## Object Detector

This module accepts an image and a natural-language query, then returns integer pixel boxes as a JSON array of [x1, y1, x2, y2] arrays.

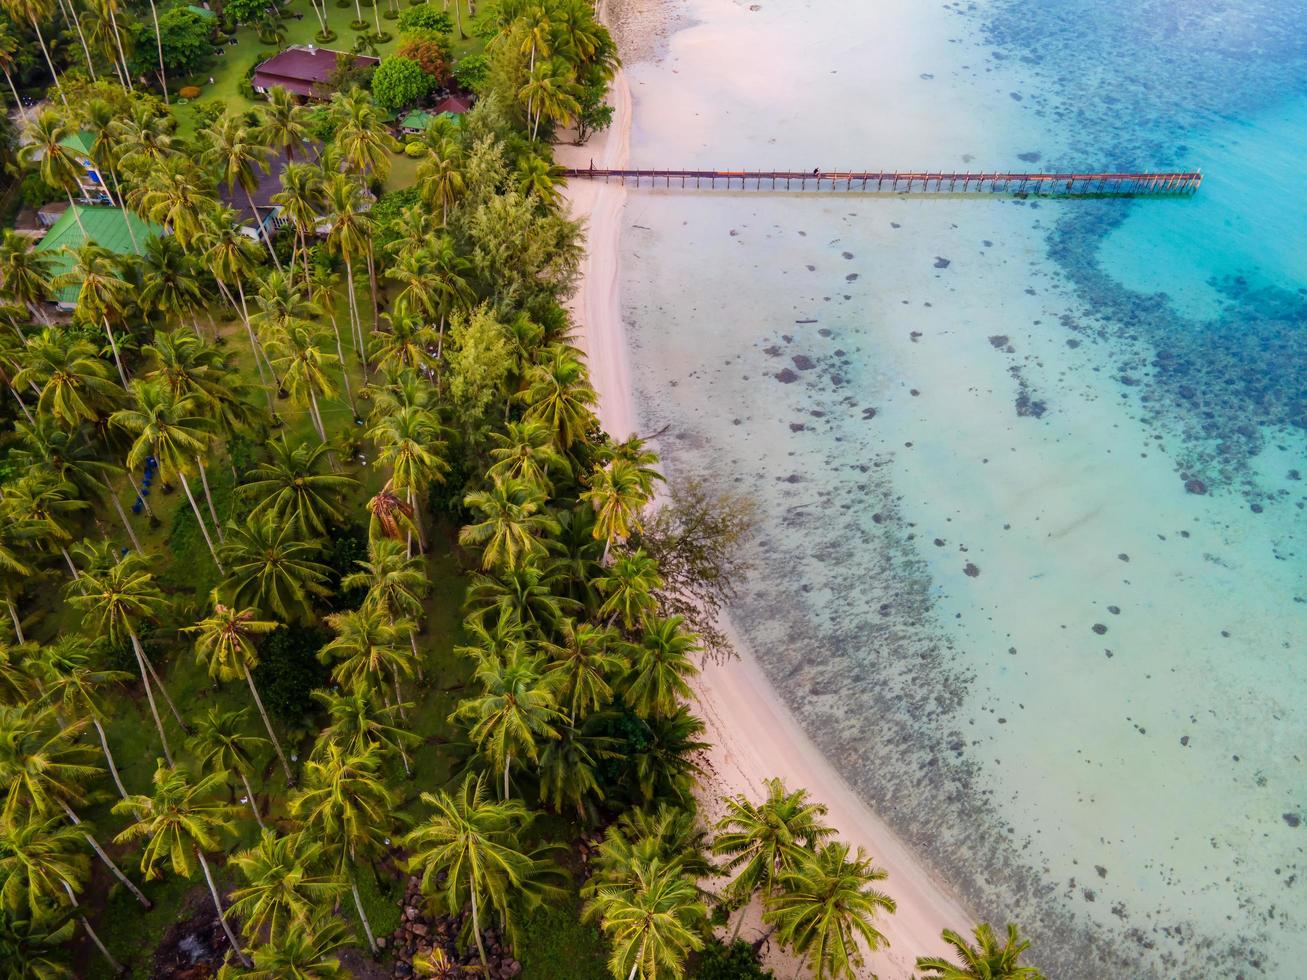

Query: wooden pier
[[561, 167, 1203, 195]]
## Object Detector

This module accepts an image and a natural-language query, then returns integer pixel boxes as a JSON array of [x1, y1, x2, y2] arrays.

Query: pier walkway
[[562, 167, 1203, 195]]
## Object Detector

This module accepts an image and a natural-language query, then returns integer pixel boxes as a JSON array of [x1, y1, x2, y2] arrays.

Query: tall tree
[[228, 830, 345, 943], [915, 923, 1045, 980], [1, 0, 65, 105], [187, 707, 271, 829], [53, 243, 133, 388], [583, 852, 705, 980], [368, 403, 448, 554], [113, 764, 251, 966], [203, 112, 281, 267], [459, 476, 560, 572], [216, 514, 331, 623], [238, 436, 356, 539]]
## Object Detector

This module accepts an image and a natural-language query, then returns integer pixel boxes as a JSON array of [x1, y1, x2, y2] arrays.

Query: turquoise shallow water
[[618, 0, 1307, 975]]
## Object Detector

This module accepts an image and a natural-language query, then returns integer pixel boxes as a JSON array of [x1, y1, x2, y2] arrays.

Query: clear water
[[618, 0, 1307, 975]]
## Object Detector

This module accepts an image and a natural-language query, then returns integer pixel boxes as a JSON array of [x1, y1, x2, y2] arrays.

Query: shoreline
[[558, 4, 974, 977]]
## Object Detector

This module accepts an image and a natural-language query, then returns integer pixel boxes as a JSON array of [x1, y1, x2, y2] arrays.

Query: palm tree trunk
[[146, 0, 169, 102], [7, 599, 24, 643], [179, 470, 224, 570], [101, 315, 130, 388], [195, 456, 225, 542], [93, 716, 130, 800], [343, 254, 364, 366], [135, 629, 191, 737], [408, 488, 428, 552], [197, 849, 251, 966], [237, 769, 266, 830], [31, 19, 68, 108], [105, 165, 138, 251], [454, 0, 465, 38], [103, 477, 143, 554], [352, 0, 364, 25], [62, 882, 126, 975], [61, 803, 152, 908], [349, 871, 378, 953], [470, 879, 489, 967], [503, 752, 511, 800], [2, 67, 28, 123], [59, 546, 79, 579], [63, 188, 87, 237], [365, 245, 379, 335], [58, 0, 98, 81], [244, 666, 294, 786], [324, 303, 357, 418], [792, 950, 808, 980], [244, 186, 283, 270], [230, 280, 278, 416], [370, 0, 382, 35], [126, 470, 154, 519], [106, 2, 134, 93], [127, 630, 174, 765]]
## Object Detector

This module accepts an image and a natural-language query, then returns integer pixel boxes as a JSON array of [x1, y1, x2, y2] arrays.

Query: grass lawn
[[172, 0, 494, 138]]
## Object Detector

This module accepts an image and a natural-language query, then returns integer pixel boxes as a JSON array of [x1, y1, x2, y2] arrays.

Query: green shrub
[[396, 5, 451, 33], [252, 624, 331, 722], [691, 941, 776, 980], [452, 52, 489, 92], [404, 140, 425, 158]]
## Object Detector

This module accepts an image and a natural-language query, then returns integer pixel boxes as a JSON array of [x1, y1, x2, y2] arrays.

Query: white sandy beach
[[557, 4, 973, 976]]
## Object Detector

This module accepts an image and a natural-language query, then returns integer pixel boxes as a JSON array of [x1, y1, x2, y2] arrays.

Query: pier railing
[[561, 167, 1203, 195]]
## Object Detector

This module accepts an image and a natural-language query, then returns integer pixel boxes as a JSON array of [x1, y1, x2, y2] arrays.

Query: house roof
[[59, 131, 94, 158], [217, 143, 321, 228], [186, 4, 217, 18], [400, 109, 433, 131], [433, 94, 473, 115], [252, 46, 380, 99], [34, 206, 160, 304]]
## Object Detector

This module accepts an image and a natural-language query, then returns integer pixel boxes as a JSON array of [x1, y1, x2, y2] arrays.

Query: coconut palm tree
[[0, 0, 65, 105], [110, 381, 223, 568], [423, 236, 474, 359], [0, 903, 75, 978], [629, 707, 708, 808], [217, 914, 351, 978], [313, 687, 416, 777], [287, 743, 397, 954], [459, 476, 560, 572], [329, 88, 394, 183], [256, 87, 311, 163], [369, 403, 448, 554], [365, 480, 418, 544], [915, 923, 1045, 980], [0, 231, 55, 322], [404, 773, 558, 970], [763, 842, 895, 980], [216, 514, 331, 623], [464, 564, 579, 638], [131, 156, 215, 249], [136, 235, 205, 329], [537, 721, 616, 822], [590, 804, 714, 888], [583, 853, 705, 980], [0, 22, 30, 122], [487, 420, 568, 492], [417, 138, 465, 226], [583, 459, 651, 562], [370, 312, 439, 380], [321, 171, 373, 364], [542, 619, 619, 720], [515, 152, 565, 208], [203, 112, 281, 267], [0, 814, 126, 974], [66, 552, 182, 765], [82, 0, 134, 92], [228, 830, 345, 943], [13, 330, 118, 429], [80, 98, 138, 241], [713, 778, 836, 940], [621, 616, 700, 720], [341, 537, 428, 662], [34, 638, 133, 799], [596, 549, 662, 631], [0, 705, 151, 908], [114, 763, 252, 966], [522, 344, 598, 450], [53, 243, 133, 388], [520, 59, 580, 142], [238, 436, 355, 539], [453, 648, 562, 800], [2, 472, 87, 580], [267, 323, 338, 450], [319, 605, 415, 712], [270, 162, 324, 284], [188, 707, 271, 829]]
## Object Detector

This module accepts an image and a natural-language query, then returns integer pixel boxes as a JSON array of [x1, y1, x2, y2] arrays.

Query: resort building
[[55, 132, 114, 204], [399, 96, 472, 135], [251, 45, 380, 100], [218, 145, 321, 241], [34, 205, 159, 312]]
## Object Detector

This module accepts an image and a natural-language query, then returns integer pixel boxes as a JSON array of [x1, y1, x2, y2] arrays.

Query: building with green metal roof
[[55, 131, 113, 204], [35, 206, 161, 310]]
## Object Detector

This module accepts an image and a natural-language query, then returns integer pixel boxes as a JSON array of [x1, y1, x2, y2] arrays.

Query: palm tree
[[82, 0, 134, 92], [198, 208, 274, 410], [66, 552, 182, 765], [583, 853, 705, 980], [465, 565, 579, 638], [287, 743, 397, 954], [0, 904, 75, 978], [2, 471, 87, 580], [622, 616, 700, 720], [365, 480, 418, 544], [0, 0, 65, 105], [459, 476, 560, 572], [0, 231, 55, 322], [329, 88, 394, 183], [915, 923, 1045, 980], [131, 156, 215, 249], [314, 687, 416, 777], [522, 344, 598, 449], [52, 243, 133, 388], [543, 619, 619, 719], [271, 162, 324, 284], [114, 763, 252, 966], [423, 236, 474, 358], [110, 381, 223, 567], [34, 638, 134, 799], [341, 537, 428, 661], [537, 721, 616, 822], [188, 707, 271, 829], [80, 98, 139, 243], [0, 705, 151, 908], [370, 312, 439, 379], [0, 22, 30, 122], [369, 403, 448, 554], [417, 138, 465, 226], [229, 830, 345, 943], [0, 815, 126, 974], [520, 59, 580, 141], [136, 235, 205, 329], [267, 323, 339, 450], [488, 420, 568, 492], [404, 773, 558, 969], [629, 708, 708, 808], [216, 514, 331, 623], [583, 459, 651, 562], [596, 550, 662, 630], [515, 153, 565, 208], [321, 171, 373, 364], [319, 605, 415, 712], [256, 87, 310, 163], [217, 914, 352, 978], [763, 842, 895, 980], [713, 778, 836, 939], [453, 648, 563, 799], [203, 112, 281, 267], [238, 436, 356, 538]]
